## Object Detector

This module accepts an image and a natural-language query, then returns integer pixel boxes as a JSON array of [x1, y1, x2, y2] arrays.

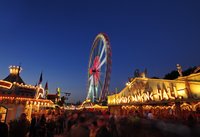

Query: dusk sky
[[0, 0, 200, 102]]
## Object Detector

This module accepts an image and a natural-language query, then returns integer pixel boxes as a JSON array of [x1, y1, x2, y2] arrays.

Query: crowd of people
[[0, 113, 8, 137], [0, 110, 66, 137], [0, 109, 200, 137]]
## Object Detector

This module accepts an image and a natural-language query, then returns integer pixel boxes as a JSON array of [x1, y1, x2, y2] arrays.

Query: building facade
[[108, 69, 200, 121], [0, 66, 54, 123]]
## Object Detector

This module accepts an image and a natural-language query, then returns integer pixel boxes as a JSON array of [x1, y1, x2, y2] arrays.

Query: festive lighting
[[108, 76, 200, 105], [0, 95, 54, 106], [0, 80, 13, 89]]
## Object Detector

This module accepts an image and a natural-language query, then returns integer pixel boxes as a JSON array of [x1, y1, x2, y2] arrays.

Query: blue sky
[[0, 0, 200, 102]]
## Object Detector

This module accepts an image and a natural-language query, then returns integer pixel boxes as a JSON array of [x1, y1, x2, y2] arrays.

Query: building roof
[[0, 66, 37, 98], [47, 94, 59, 99], [3, 74, 25, 84], [108, 72, 200, 106]]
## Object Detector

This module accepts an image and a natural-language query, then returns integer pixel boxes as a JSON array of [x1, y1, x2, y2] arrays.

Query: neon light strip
[[0, 80, 13, 89]]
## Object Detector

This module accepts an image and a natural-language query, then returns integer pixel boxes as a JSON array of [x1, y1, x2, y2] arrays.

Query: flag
[[16, 65, 21, 83], [45, 81, 48, 98], [57, 87, 61, 97], [17, 65, 21, 76], [38, 72, 43, 85], [45, 81, 48, 91]]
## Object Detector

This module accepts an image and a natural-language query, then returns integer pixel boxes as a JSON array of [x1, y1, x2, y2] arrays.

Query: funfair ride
[[86, 33, 112, 103]]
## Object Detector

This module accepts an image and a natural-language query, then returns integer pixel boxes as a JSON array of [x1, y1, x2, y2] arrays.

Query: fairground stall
[[0, 66, 54, 123], [76, 99, 108, 112], [108, 67, 200, 121]]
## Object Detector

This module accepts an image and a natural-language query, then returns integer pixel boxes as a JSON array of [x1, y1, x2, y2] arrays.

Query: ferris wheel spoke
[[87, 80, 92, 98], [97, 78, 103, 91], [99, 80, 103, 99], [99, 44, 105, 60], [92, 56, 95, 67], [96, 76, 104, 100], [89, 76, 94, 86], [98, 40, 102, 56], [94, 47, 97, 56], [88, 76, 95, 97], [92, 47, 97, 67], [97, 57, 106, 70], [89, 74, 93, 80]]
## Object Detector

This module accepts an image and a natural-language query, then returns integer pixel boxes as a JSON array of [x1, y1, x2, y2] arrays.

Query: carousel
[[0, 66, 54, 123]]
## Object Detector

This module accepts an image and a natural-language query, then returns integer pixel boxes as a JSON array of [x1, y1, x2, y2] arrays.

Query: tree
[[182, 66, 197, 76], [151, 76, 160, 79], [164, 70, 179, 80], [163, 66, 197, 80], [57, 96, 66, 106]]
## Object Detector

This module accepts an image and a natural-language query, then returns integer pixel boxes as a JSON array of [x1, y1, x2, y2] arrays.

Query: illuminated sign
[[108, 78, 200, 105], [0, 80, 13, 89]]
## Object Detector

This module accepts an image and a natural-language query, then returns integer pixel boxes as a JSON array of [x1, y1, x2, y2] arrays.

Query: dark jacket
[[96, 126, 111, 137], [0, 122, 8, 137]]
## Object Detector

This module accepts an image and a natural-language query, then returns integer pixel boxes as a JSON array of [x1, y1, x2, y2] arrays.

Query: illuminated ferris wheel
[[86, 33, 112, 103]]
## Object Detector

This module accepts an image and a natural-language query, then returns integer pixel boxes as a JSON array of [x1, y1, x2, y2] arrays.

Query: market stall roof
[[4, 73, 25, 84]]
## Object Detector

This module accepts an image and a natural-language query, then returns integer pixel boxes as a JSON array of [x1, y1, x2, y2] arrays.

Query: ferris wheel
[[86, 33, 112, 103]]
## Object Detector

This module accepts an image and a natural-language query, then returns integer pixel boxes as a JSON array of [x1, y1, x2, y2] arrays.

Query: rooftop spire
[[4, 65, 25, 84], [9, 65, 22, 75]]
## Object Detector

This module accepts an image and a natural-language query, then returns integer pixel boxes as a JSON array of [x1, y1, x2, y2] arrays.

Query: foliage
[[151, 76, 160, 79], [57, 96, 66, 106], [182, 66, 197, 76], [163, 66, 197, 80], [163, 70, 179, 80]]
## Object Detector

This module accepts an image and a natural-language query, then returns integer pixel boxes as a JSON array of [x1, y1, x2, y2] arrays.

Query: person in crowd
[[38, 114, 46, 137], [0, 114, 8, 137], [96, 116, 111, 137], [58, 114, 65, 134], [55, 114, 60, 134], [147, 110, 154, 120], [67, 112, 78, 132], [89, 120, 98, 137], [69, 116, 90, 137], [46, 117, 55, 137], [108, 115, 119, 137], [187, 113, 195, 127], [29, 114, 37, 137], [18, 113, 31, 137]]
